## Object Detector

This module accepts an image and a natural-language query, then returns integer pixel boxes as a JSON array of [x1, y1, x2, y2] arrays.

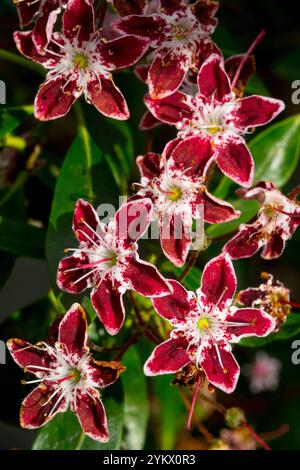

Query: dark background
[[0, 0, 299, 450]]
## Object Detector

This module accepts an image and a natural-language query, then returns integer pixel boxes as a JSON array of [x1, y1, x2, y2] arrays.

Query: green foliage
[[122, 346, 150, 450], [0, 106, 33, 139]]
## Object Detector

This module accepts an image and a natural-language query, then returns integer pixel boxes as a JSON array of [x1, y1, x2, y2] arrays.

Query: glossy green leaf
[[33, 382, 124, 450], [239, 313, 300, 348], [0, 105, 33, 139], [0, 215, 46, 258], [46, 125, 118, 300], [251, 114, 300, 186], [122, 346, 149, 450], [153, 376, 185, 450]]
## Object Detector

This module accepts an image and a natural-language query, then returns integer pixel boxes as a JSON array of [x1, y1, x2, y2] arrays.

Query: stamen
[[72, 267, 99, 285], [63, 258, 112, 273]]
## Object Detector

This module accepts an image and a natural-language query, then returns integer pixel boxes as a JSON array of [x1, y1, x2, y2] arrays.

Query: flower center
[[167, 186, 183, 201], [72, 53, 89, 70], [70, 367, 82, 384], [197, 317, 210, 331], [207, 126, 220, 135]]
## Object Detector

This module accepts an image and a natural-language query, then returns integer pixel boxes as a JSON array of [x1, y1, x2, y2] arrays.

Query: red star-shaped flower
[[14, 0, 67, 52], [7, 303, 125, 442], [113, 0, 219, 99], [144, 53, 285, 187], [14, 0, 150, 121], [144, 253, 275, 393], [57, 198, 171, 335], [135, 136, 240, 266], [224, 182, 300, 259]]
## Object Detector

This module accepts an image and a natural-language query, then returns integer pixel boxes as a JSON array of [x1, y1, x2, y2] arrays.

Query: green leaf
[[0, 105, 33, 139], [160, 260, 202, 291], [33, 382, 124, 450], [152, 376, 185, 450], [82, 104, 134, 195], [122, 346, 149, 450], [240, 313, 300, 348], [0, 215, 46, 258], [251, 114, 300, 187], [46, 126, 118, 299]]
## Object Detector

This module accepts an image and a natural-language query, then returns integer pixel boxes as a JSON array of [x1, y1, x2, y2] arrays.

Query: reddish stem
[[186, 374, 202, 431], [178, 250, 199, 283], [243, 423, 272, 451], [288, 186, 300, 200], [281, 299, 300, 310], [231, 29, 266, 91], [114, 332, 140, 361]]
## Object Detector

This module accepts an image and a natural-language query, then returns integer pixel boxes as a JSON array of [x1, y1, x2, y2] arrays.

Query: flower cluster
[[8, 0, 299, 445]]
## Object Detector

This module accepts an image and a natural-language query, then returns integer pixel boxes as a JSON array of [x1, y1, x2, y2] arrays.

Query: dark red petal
[[73, 199, 102, 244], [32, 2, 61, 52], [20, 385, 68, 429], [225, 308, 275, 341], [224, 223, 261, 259], [199, 253, 236, 309], [215, 133, 254, 187], [200, 341, 240, 394], [16, 2, 39, 27], [159, 0, 185, 15], [58, 303, 88, 355], [63, 0, 95, 43], [139, 111, 162, 130], [113, 14, 166, 44], [152, 280, 194, 324], [197, 53, 231, 102], [225, 54, 255, 92], [148, 50, 190, 99], [134, 64, 150, 82], [237, 288, 262, 307], [144, 336, 191, 376], [91, 279, 125, 336], [261, 232, 286, 260], [124, 257, 171, 297], [100, 35, 149, 70], [7, 339, 52, 371], [86, 76, 129, 120], [112, 0, 147, 16], [200, 190, 240, 224], [14, 31, 59, 67], [115, 198, 152, 244], [168, 135, 213, 178], [136, 152, 161, 180], [34, 76, 78, 121], [57, 254, 90, 294], [88, 360, 126, 388], [192, 0, 219, 32], [144, 92, 190, 125], [160, 213, 191, 267], [75, 391, 109, 442], [234, 95, 285, 129]]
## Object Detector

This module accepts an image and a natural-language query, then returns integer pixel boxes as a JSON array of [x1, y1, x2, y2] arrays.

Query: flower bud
[[225, 407, 246, 429]]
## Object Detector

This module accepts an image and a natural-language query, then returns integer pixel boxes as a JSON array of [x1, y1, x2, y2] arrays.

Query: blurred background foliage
[[0, 0, 300, 450]]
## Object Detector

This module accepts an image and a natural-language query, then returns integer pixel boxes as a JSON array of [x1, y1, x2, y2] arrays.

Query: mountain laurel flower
[[13, 0, 150, 121], [224, 182, 300, 260], [243, 351, 281, 394], [145, 53, 285, 187], [113, 0, 219, 99], [57, 198, 171, 335], [14, 0, 67, 52], [7, 303, 126, 442], [144, 253, 275, 393], [237, 272, 291, 330], [135, 135, 240, 266]]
